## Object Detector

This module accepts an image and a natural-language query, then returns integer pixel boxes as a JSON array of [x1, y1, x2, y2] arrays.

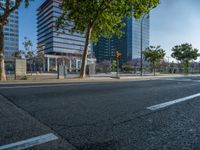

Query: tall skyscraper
[[93, 16, 150, 64], [0, 0, 19, 61], [37, 0, 94, 72]]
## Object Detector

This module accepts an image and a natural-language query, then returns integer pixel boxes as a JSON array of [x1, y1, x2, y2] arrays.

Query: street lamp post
[[140, 14, 147, 76]]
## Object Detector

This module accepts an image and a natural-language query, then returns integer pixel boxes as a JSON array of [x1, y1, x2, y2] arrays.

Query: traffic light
[[115, 51, 121, 60]]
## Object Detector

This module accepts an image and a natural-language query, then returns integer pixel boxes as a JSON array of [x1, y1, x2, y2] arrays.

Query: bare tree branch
[[0, 3, 6, 11], [1, 0, 22, 25], [10, 0, 22, 13]]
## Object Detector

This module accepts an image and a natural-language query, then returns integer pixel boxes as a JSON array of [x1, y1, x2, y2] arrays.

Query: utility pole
[[115, 51, 121, 78], [140, 14, 148, 76]]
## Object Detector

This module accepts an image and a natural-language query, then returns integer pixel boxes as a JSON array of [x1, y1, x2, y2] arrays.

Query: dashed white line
[[0, 133, 58, 150], [147, 93, 200, 111]]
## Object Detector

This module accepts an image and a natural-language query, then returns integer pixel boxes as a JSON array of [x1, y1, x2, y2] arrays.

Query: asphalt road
[[1, 76, 200, 149]]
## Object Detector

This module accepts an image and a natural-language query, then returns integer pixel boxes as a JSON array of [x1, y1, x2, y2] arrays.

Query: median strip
[[0, 133, 58, 150], [147, 93, 200, 111]]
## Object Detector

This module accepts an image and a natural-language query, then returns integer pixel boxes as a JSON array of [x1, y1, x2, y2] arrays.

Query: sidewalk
[[0, 73, 195, 85]]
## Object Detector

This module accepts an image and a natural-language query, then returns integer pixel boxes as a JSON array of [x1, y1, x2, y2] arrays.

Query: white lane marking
[[164, 78, 200, 83], [0, 133, 58, 150], [147, 93, 200, 111], [0, 83, 92, 89]]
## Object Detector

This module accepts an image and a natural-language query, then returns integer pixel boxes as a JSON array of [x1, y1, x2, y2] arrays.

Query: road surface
[[1, 76, 200, 149]]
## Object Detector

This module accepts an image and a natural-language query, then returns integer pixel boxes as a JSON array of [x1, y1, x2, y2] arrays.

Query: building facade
[[93, 16, 150, 64], [0, 0, 19, 61], [37, 0, 94, 72]]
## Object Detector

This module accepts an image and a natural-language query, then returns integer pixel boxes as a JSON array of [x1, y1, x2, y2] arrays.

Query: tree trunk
[[153, 62, 156, 76], [80, 24, 93, 78], [186, 61, 189, 74], [30, 61, 32, 76], [0, 25, 6, 81]]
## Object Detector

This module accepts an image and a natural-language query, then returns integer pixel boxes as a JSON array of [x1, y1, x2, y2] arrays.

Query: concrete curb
[[0, 74, 195, 85]]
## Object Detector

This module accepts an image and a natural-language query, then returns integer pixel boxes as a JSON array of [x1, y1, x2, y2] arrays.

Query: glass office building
[[0, 0, 19, 61], [37, 0, 94, 72], [94, 16, 149, 64]]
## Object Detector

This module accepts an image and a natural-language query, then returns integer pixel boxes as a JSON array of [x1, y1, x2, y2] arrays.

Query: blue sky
[[150, 0, 200, 57], [19, 0, 200, 58], [18, 0, 44, 50]]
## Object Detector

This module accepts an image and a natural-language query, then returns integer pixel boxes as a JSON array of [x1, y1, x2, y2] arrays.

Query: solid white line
[[0, 83, 92, 89], [147, 93, 200, 111], [0, 133, 58, 150], [164, 78, 200, 83]]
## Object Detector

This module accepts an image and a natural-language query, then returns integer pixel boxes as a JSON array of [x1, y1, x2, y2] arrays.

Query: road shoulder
[[0, 94, 76, 150]]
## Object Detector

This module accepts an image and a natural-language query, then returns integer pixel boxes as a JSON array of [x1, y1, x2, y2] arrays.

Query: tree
[[36, 51, 45, 72], [96, 60, 111, 73], [12, 50, 25, 59], [143, 46, 165, 76], [122, 64, 133, 73], [111, 60, 117, 72], [23, 37, 33, 51], [0, 0, 33, 81], [171, 43, 199, 74], [37, 44, 46, 72], [56, 0, 159, 78], [23, 37, 35, 74], [122, 61, 134, 73], [159, 60, 168, 73]]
